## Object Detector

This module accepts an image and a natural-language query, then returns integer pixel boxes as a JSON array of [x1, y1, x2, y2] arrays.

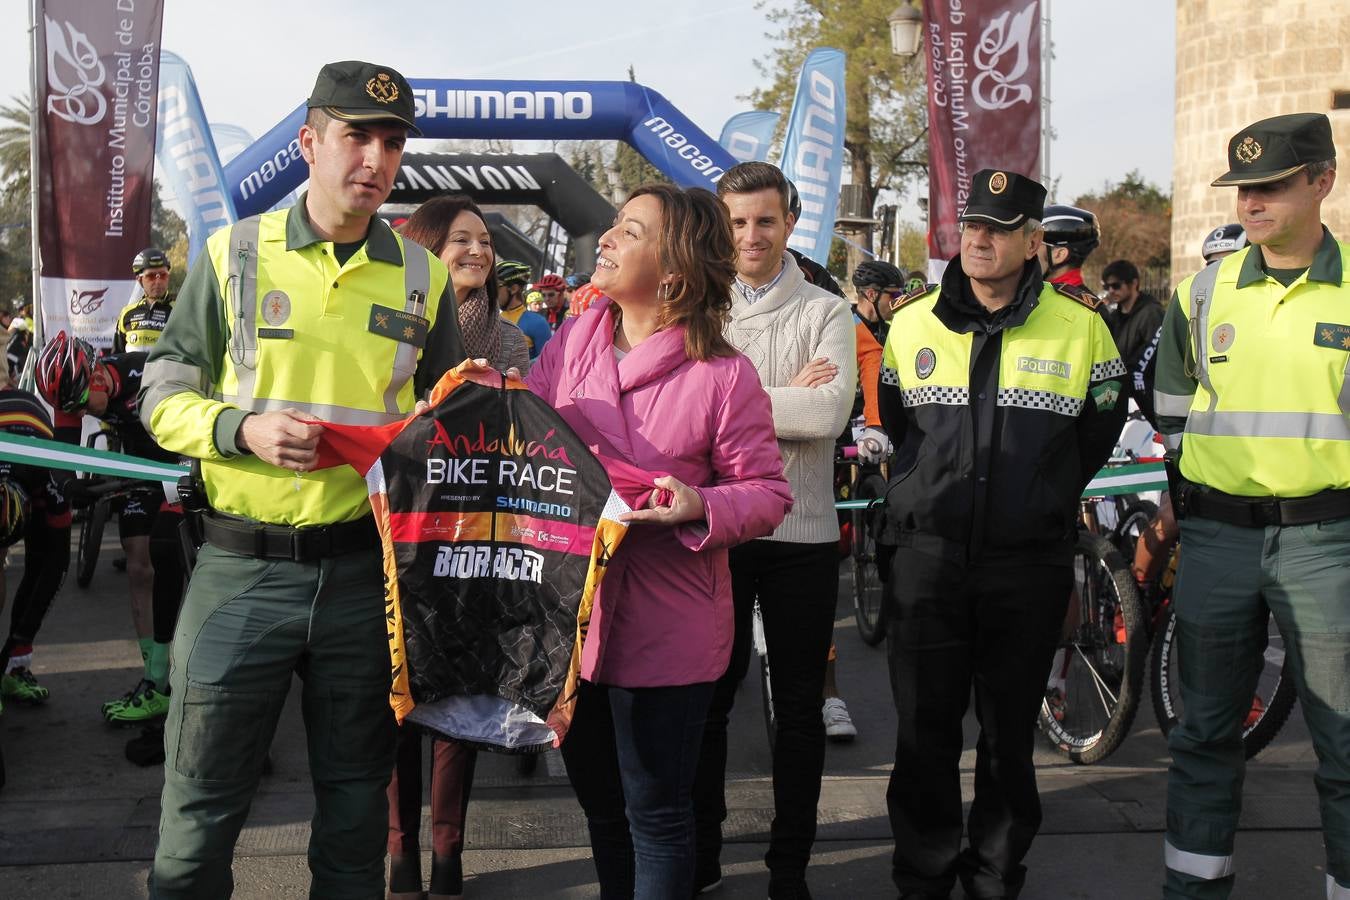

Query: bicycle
[[749, 597, 778, 756], [71, 475, 143, 588], [834, 445, 892, 646], [1149, 547, 1298, 760], [1037, 523, 1147, 764]]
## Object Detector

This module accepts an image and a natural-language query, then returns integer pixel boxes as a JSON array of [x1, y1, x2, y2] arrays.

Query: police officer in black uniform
[[878, 170, 1126, 900]]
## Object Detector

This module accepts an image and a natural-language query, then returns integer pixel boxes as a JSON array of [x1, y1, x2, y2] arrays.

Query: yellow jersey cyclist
[[113, 247, 174, 354]]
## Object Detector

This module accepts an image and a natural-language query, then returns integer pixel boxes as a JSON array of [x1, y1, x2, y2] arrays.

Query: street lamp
[[888, 4, 923, 59]]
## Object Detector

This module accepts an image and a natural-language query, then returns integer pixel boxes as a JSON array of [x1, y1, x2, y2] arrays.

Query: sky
[[4, 0, 1175, 206]]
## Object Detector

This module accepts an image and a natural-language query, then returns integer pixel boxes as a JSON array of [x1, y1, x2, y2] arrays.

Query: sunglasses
[[140, 271, 170, 280], [1102, 281, 1124, 290]]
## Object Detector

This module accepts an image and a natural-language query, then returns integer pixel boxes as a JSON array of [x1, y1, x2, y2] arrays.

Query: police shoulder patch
[[889, 283, 935, 313], [1053, 282, 1102, 309]]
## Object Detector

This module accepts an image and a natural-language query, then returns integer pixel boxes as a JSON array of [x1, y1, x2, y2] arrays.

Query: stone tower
[[1172, 0, 1349, 285]]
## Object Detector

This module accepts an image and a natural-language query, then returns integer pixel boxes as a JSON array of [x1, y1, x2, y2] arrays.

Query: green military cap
[[1211, 112, 1335, 187], [959, 169, 1048, 229], [307, 60, 421, 136]]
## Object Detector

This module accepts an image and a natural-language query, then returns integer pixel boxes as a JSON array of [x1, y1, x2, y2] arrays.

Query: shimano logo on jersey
[[433, 544, 544, 584], [496, 496, 573, 518], [1015, 356, 1072, 379], [414, 88, 592, 121]]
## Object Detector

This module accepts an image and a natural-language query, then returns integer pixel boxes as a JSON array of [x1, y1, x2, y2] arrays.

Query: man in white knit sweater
[[691, 162, 856, 900]]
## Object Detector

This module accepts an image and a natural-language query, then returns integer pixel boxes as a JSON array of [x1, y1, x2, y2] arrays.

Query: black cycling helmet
[[131, 247, 170, 275], [851, 259, 905, 290], [495, 259, 532, 287], [1040, 205, 1101, 259], [0, 480, 27, 548], [35, 330, 95, 412], [1201, 223, 1247, 263]]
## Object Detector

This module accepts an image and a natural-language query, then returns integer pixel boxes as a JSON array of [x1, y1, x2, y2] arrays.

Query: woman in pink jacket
[[527, 183, 792, 899]]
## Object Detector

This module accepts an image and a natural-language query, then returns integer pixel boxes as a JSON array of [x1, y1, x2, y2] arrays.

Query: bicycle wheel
[[1038, 531, 1147, 764], [851, 473, 890, 646], [1150, 606, 1297, 760], [76, 498, 109, 588], [753, 602, 777, 755], [1113, 499, 1158, 561]]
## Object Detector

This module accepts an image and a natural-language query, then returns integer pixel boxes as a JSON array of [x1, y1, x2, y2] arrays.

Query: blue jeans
[[561, 679, 714, 900]]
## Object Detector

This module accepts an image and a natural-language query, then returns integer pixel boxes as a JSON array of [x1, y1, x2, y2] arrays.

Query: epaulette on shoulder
[[1053, 282, 1102, 309], [889, 283, 935, 314]]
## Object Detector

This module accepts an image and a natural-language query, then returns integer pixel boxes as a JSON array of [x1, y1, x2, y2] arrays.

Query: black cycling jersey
[[52, 351, 176, 464]]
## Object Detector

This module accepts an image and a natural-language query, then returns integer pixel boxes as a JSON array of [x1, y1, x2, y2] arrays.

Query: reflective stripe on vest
[[1187, 409, 1350, 442], [223, 218, 433, 421], [226, 217, 262, 403], [1186, 262, 1222, 413], [1164, 840, 1233, 881], [383, 245, 430, 416], [1330, 874, 1350, 899]]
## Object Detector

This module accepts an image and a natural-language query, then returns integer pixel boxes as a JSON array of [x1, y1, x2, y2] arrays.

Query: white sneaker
[[822, 697, 857, 742]]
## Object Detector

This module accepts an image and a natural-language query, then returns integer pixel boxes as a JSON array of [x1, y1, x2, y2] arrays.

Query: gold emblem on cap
[[989, 171, 1008, 194], [365, 73, 399, 105], [1235, 136, 1263, 165]]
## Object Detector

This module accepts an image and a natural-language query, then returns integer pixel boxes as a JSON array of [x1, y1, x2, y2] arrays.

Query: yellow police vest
[[1177, 244, 1350, 497], [195, 209, 447, 525], [884, 284, 1121, 419]]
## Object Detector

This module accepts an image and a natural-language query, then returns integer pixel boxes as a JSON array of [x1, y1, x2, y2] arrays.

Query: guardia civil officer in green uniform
[[139, 61, 465, 899], [1155, 113, 1350, 900], [878, 170, 1126, 900]]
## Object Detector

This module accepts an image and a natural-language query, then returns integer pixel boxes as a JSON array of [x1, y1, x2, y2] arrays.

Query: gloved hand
[[857, 426, 891, 464]]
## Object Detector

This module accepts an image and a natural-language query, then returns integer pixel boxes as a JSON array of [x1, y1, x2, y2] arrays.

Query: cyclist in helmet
[[851, 259, 906, 345], [1201, 223, 1246, 264], [1038, 204, 1100, 288], [115, 247, 175, 353], [496, 259, 553, 360], [35, 331, 186, 728], [0, 367, 71, 722], [533, 273, 568, 330]]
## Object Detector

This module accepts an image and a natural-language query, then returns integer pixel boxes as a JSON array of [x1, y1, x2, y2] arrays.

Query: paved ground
[[0, 532, 1331, 898]]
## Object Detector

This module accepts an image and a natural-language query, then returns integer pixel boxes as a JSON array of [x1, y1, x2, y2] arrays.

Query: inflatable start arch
[[225, 79, 739, 217]]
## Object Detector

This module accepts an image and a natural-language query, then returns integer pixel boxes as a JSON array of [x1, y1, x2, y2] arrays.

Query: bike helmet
[[565, 272, 591, 289], [787, 180, 802, 221], [534, 273, 566, 293], [0, 480, 27, 548], [1040, 205, 1101, 259], [35, 330, 95, 412], [131, 247, 170, 275], [495, 259, 532, 287], [851, 259, 906, 290], [1201, 223, 1246, 263]]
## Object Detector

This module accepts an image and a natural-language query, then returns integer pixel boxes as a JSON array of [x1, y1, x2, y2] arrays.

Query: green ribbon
[[833, 461, 1169, 509], [0, 433, 188, 483]]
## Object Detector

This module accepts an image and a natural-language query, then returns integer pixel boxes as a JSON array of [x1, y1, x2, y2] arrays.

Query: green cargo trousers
[[150, 544, 396, 900], [1164, 514, 1350, 899]]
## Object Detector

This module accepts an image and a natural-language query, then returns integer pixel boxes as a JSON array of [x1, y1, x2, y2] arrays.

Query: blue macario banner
[[155, 51, 235, 265], [718, 111, 780, 163], [779, 48, 847, 266], [225, 79, 738, 217]]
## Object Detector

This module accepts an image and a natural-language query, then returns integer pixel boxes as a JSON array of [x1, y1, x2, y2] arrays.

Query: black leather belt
[[202, 512, 379, 561], [1179, 484, 1350, 528]]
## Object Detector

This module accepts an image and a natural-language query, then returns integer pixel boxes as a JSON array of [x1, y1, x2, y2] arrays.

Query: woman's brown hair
[[626, 183, 737, 361], [399, 194, 498, 300]]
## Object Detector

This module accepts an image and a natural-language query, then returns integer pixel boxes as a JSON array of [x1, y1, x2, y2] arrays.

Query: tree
[[748, 0, 928, 253], [1073, 170, 1172, 292]]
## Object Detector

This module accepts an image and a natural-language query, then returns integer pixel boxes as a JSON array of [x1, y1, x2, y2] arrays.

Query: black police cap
[[307, 60, 420, 136], [1211, 112, 1335, 187], [959, 169, 1048, 229]]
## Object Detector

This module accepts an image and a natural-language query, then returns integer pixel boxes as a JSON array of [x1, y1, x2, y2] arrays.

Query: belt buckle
[[1256, 499, 1281, 527]]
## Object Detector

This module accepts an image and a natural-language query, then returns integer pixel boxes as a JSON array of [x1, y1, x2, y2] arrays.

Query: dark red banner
[[924, 0, 1042, 267], [34, 0, 165, 348]]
